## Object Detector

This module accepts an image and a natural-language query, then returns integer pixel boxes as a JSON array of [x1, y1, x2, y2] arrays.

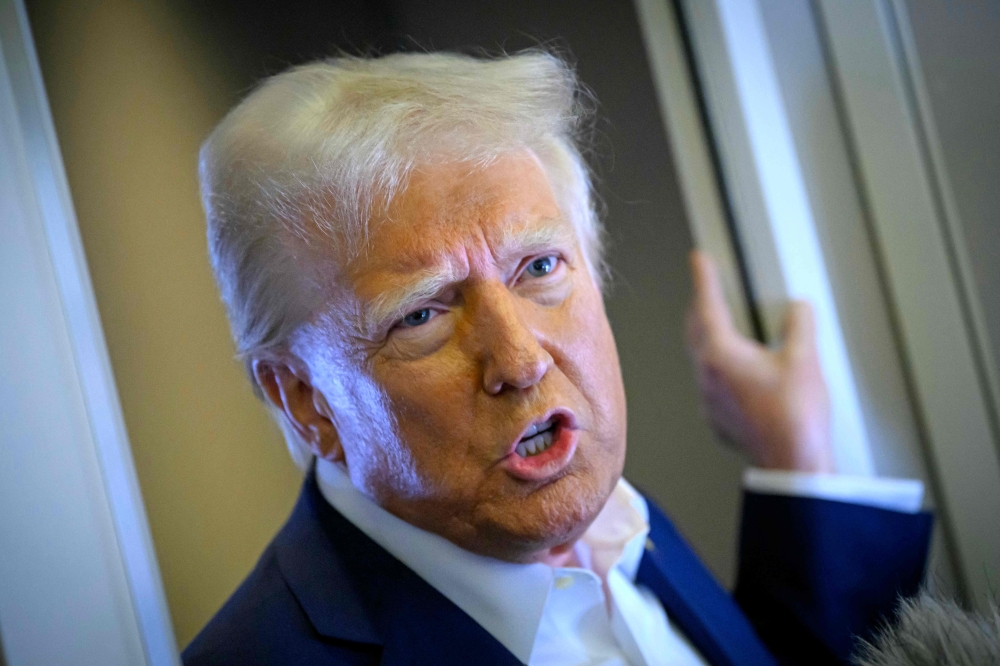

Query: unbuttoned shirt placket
[[527, 502, 706, 666], [531, 568, 627, 665], [316, 456, 924, 666], [316, 458, 710, 666], [527, 559, 707, 666]]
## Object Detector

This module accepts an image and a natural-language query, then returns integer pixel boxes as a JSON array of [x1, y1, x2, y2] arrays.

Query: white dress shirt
[[315, 458, 923, 666]]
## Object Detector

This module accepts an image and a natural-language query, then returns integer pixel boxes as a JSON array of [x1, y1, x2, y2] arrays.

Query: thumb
[[689, 250, 734, 339]]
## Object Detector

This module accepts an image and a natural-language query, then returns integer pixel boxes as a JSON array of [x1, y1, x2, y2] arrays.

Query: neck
[[537, 540, 580, 568]]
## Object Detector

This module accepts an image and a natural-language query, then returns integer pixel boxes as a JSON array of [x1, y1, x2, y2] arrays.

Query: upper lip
[[506, 408, 578, 456]]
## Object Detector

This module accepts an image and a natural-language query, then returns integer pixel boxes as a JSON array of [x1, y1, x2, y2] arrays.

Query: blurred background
[[23, 0, 739, 647], [2, 0, 998, 662]]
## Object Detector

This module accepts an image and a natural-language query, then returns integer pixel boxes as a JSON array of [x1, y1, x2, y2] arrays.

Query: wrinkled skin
[[258, 151, 627, 564], [255, 150, 833, 566]]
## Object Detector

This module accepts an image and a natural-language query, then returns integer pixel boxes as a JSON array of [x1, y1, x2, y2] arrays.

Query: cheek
[[319, 355, 427, 500], [380, 348, 475, 428], [559, 286, 627, 425], [372, 349, 482, 479]]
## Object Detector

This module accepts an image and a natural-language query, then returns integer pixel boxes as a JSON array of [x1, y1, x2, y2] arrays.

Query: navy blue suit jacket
[[184, 473, 932, 666]]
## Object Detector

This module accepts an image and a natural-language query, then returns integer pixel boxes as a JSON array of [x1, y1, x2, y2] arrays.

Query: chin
[[472, 469, 616, 562]]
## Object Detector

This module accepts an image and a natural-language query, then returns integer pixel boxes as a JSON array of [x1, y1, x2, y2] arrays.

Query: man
[[184, 51, 932, 666]]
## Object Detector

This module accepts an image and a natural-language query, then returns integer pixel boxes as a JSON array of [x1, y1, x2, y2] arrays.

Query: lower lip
[[503, 425, 578, 481]]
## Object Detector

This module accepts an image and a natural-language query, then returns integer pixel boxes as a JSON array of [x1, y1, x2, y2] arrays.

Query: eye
[[401, 308, 434, 327], [525, 255, 558, 278]]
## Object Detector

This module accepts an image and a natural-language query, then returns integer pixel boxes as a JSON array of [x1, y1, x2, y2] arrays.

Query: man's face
[[300, 151, 627, 562]]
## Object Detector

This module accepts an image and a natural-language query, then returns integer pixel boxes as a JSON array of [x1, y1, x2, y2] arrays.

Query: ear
[[252, 358, 344, 463]]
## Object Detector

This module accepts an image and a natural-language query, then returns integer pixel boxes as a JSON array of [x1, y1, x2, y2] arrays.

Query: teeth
[[516, 428, 557, 458], [520, 418, 556, 443]]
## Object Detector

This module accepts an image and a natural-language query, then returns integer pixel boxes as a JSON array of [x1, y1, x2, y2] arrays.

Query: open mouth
[[503, 410, 579, 481], [515, 417, 559, 458]]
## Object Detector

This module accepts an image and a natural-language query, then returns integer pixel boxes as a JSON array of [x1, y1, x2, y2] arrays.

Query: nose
[[470, 282, 554, 395]]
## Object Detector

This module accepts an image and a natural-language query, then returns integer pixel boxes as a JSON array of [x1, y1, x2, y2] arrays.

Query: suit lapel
[[637, 499, 776, 666], [367, 559, 525, 666], [274, 473, 523, 666], [275, 474, 774, 666]]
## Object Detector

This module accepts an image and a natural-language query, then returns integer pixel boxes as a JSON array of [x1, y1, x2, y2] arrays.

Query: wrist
[[761, 451, 835, 474], [755, 428, 835, 474]]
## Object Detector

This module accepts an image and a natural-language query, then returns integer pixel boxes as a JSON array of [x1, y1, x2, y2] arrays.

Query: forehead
[[348, 151, 570, 281]]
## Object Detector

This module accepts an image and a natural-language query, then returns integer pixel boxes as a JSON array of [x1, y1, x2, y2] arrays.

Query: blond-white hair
[[199, 50, 603, 468]]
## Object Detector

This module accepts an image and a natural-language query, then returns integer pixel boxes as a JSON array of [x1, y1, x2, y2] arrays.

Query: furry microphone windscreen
[[855, 592, 1000, 666]]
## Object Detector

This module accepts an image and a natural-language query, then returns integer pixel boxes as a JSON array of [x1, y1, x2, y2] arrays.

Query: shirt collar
[[315, 458, 650, 664], [580, 474, 650, 583]]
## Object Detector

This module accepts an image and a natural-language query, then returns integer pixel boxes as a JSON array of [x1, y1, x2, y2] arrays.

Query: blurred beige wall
[[26, 0, 303, 647]]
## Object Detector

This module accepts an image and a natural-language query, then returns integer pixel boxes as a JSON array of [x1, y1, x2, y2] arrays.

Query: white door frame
[[0, 0, 179, 663], [636, 0, 1000, 607], [632, 0, 757, 341], [817, 0, 1000, 608], [674, 0, 881, 478]]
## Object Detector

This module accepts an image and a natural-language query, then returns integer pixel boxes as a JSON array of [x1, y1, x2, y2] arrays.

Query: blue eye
[[401, 308, 433, 327], [526, 256, 557, 278]]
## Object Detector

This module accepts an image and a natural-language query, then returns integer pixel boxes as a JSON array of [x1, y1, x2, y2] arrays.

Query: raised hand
[[685, 250, 835, 473]]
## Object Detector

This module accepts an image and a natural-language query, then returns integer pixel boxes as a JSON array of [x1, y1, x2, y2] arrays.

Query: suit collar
[[273, 471, 523, 666], [637, 500, 776, 666], [314, 457, 550, 662], [273, 469, 774, 666], [272, 471, 381, 646]]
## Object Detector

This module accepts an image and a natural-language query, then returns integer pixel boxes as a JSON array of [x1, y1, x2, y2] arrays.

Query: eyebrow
[[361, 267, 461, 338], [496, 222, 576, 265], [358, 221, 575, 337]]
